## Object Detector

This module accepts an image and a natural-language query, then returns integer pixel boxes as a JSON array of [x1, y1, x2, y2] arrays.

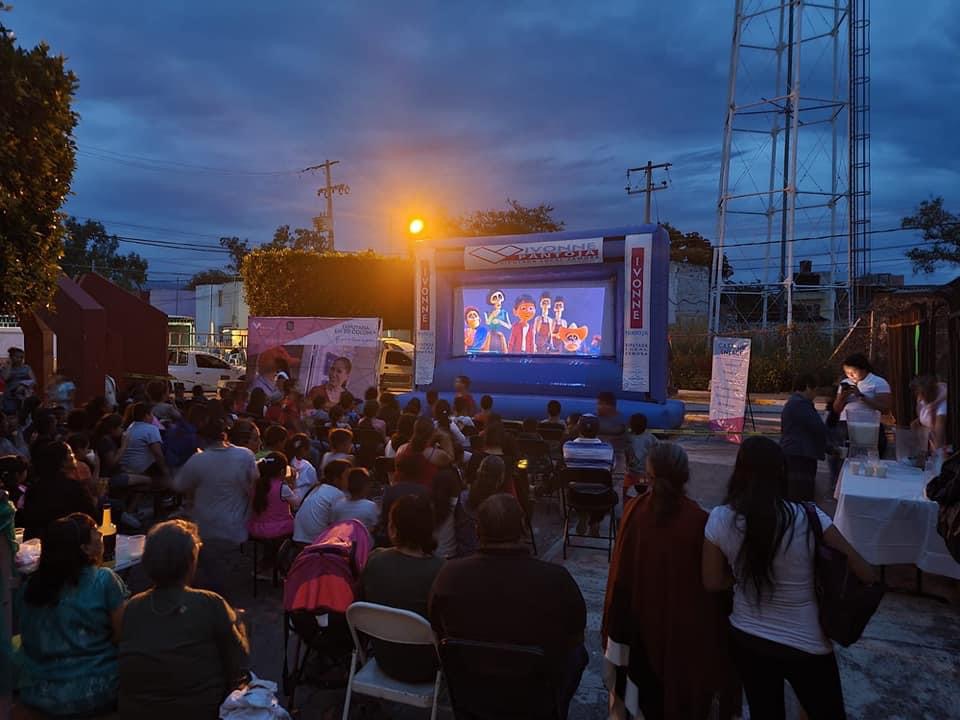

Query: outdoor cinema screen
[[455, 279, 615, 357]]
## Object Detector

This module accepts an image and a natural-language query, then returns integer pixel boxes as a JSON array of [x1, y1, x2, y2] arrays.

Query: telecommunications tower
[[710, 0, 871, 337]]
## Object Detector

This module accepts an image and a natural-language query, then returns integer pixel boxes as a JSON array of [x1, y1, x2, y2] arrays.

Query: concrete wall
[[195, 281, 249, 335], [149, 288, 196, 318], [668, 262, 710, 326]]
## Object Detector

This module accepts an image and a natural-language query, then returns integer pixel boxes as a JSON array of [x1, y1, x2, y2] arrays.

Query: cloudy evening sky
[[10, 1, 959, 285]]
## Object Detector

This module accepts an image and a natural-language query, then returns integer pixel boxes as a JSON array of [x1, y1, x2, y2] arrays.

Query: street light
[[408, 217, 425, 237]]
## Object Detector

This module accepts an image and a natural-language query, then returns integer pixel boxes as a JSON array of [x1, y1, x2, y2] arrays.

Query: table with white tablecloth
[[15, 534, 145, 575], [833, 459, 960, 580]]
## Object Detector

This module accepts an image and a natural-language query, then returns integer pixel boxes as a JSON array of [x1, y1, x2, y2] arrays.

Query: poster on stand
[[622, 233, 653, 392], [247, 316, 382, 403], [708, 337, 752, 443], [414, 246, 437, 385]]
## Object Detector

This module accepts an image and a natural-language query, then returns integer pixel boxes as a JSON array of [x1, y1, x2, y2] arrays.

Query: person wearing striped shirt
[[562, 414, 614, 471]]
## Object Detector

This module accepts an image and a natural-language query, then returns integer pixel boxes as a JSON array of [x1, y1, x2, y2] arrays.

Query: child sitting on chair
[[624, 413, 658, 500]]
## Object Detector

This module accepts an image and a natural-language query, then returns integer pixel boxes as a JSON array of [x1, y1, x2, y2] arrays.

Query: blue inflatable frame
[[402, 225, 684, 429]]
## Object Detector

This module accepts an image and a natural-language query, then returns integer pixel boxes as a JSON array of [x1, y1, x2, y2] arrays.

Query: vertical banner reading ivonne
[[414, 246, 436, 385], [708, 337, 752, 444], [622, 233, 653, 392]]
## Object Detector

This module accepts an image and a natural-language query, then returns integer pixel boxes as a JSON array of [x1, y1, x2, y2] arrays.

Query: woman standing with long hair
[[603, 443, 733, 720], [702, 437, 876, 719]]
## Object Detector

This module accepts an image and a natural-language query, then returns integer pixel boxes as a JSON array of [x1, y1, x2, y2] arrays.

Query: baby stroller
[[282, 519, 372, 710]]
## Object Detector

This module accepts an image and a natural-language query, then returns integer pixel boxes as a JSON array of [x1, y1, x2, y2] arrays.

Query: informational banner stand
[[708, 337, 752, 444], [414, 246, 436, 386], [247, 316, 382, 401]]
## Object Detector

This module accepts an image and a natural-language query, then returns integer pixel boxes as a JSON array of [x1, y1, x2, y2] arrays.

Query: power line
[[70, 215, 224, 241], [77, 145, 315, 177]]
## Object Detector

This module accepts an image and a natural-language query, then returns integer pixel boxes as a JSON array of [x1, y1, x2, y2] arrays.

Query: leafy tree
[[903, 197, 960, 273], [662, 222, 733, 279], [269, 216, 330, 252], [242, 248, 412, 328], [184, 268, 234, 290], [443, 198, 564, 237], [61, 217, 148, 290], [0, 4, 78, 313], [219, 236, 251, 274]]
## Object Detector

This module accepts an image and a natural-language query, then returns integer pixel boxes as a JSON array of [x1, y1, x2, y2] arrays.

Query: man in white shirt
[[833, 353, 892, 422], [293, 459, 352, 545]]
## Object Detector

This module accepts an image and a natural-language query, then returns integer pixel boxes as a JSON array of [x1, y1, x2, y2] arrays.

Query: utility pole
[[305, 160, 350, 251], [626, 161, 672, 223]]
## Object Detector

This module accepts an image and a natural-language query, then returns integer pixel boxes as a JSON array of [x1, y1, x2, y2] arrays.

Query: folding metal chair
[[342, 602, 442, 720], [439, 638, 559, 719], [559, 467, 618, 562]]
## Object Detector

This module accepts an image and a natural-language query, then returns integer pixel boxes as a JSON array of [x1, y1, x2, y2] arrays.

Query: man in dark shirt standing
[[429, 494, 588, 719], [780, 373, 827, 501]]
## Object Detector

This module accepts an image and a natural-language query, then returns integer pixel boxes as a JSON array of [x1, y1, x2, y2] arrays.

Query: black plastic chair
[[517, 438, 557, 491], [502, 419, 524, 434], [537, 422, 566, 444], [439, 638, 559, 720], [559, 467, 618, 562], [370, 455, 395, 501], [355, 427, 385, 469]]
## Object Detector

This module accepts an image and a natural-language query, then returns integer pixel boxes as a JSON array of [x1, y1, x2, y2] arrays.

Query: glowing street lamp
[[408, 217, 425, 237]]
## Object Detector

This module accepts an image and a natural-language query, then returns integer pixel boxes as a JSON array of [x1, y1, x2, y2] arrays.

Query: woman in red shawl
[[602, 442, 737, 720]]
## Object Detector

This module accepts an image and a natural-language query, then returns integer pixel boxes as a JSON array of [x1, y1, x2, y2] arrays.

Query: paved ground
[[152, 399, 959, 720]]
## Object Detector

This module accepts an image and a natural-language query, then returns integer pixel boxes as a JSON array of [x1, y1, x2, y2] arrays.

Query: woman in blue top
[[19, 513, 128, 716]]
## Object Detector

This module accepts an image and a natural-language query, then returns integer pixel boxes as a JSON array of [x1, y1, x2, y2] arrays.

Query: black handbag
[[803, 503, 885, 647]]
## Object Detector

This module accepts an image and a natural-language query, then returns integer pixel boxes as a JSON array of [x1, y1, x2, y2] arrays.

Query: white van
[[168, 350, 245, 392], [379, 339, 414, 391]]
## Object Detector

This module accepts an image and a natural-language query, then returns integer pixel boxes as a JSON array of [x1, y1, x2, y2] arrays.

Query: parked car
[[168, 350, 245, 392], [379, 339, 414, 392]]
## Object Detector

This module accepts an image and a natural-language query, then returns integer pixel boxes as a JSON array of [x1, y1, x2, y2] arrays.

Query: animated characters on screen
[[507, 294, 537, 353], [462, 287, 602, 356], [484, 289, 511, 352], [464, 307, 491, 353], [533, 292, 555, 352]]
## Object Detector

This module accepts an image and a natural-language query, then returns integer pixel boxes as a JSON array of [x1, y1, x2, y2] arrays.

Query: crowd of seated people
[[3, 368, 628, 718]]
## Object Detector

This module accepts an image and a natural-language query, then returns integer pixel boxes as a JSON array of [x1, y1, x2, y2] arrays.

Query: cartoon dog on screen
[[507, 294, 538, 354], [559, 323, 589, 354]]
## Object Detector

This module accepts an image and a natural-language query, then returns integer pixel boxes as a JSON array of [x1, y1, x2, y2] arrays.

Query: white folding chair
[[342, 601, 442, 720]]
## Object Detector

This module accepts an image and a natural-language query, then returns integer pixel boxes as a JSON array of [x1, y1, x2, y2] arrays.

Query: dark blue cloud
[[9, 0, 959, 284]]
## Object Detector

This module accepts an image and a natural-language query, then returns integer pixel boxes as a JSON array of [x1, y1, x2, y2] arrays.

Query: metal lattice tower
[[710, 0, 871, 338]]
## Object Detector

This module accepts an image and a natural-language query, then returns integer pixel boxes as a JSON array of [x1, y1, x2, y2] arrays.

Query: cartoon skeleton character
[[485, 289, 511, 353], [532, 292, 555, 353]]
